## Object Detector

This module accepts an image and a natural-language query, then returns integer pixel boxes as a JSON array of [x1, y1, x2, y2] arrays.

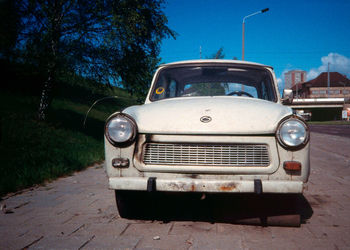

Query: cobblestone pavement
[[1, 131, 350, 249]]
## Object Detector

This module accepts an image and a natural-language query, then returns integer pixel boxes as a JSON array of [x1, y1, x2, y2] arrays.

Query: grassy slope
[[0, 81, 137, 196]]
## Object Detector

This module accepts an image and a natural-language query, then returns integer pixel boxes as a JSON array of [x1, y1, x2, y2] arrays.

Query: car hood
[[123, 97, 292, 135]]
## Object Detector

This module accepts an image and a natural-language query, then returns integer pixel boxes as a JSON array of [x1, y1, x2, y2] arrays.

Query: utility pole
[[200, 46, 202, 59], [327, 62, 330, 97], [296, 83, 298, 99]]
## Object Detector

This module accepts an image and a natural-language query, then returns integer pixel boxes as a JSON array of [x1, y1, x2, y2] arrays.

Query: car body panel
[[123, 97, 292, 135], [104, 60, 310, 195], [108, 177, 304, 193]]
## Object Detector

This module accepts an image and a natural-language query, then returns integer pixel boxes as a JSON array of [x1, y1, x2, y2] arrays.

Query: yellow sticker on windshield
[[155, 87, 165, 94]]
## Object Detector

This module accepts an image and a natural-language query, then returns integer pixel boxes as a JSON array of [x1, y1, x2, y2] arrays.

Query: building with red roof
[[292, 72, 350, 98]]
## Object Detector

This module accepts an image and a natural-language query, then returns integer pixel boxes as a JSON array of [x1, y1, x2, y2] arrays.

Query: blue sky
[[159, 0, 350, 89]]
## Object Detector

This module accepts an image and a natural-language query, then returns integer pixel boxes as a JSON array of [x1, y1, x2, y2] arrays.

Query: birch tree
[[12, 0, 175, 120]]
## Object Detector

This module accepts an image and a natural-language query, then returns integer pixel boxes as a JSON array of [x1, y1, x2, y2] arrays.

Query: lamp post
[[242, 8, 269, 61]]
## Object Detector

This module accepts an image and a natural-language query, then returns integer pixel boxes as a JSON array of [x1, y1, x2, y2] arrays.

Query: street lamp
[[242, 8, 269, 61]]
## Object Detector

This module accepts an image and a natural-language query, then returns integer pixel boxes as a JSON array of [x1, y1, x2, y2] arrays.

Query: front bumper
[[109, 177, 304, 193]]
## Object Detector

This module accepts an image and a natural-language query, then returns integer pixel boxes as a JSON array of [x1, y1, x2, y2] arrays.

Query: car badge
[[200, 116, 212, 123]]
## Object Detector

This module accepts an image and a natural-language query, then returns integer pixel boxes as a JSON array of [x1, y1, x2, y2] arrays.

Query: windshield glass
[[150, 65, 277, 102]]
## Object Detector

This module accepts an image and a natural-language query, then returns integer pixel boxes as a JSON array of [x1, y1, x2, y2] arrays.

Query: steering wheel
[[227, 91, 253, 97]]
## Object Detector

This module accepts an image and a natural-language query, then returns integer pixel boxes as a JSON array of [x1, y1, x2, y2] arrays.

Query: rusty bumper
[[109, 177, 304, 193]]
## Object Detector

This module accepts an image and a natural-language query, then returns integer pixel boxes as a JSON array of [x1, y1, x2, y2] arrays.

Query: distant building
[[284, 70, 307, 90], [291, 72, 350, 98]]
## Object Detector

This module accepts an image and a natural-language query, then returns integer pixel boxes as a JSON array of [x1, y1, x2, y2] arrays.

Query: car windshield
[[150, 65, 277, 102]]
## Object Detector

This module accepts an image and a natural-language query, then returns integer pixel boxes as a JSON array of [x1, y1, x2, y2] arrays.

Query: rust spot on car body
[[134, 135, 147, 163], [219, 183, 236, 191], [191, 184, 195, 191], [169, 182, 186, 191]]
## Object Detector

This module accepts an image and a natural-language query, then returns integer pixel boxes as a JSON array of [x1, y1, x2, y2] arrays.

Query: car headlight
[[105, 113, 137, 147], [276, 117, 309, 149]]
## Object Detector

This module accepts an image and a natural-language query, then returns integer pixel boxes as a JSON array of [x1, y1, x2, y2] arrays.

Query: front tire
[[115, 190, 157, 219], [115, 190, 139, 218]]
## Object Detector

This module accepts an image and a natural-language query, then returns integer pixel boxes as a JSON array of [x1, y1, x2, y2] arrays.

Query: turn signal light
[[112, 158, 129, 168], [283, 161, 301, 171]]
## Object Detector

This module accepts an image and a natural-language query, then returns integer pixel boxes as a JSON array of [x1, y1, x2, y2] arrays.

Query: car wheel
[[115, 190, 139, 219], [115, 190, 158, 219]]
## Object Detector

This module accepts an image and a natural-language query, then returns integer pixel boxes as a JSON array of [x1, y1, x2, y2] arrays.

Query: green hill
[[0, 61, 138, 196]]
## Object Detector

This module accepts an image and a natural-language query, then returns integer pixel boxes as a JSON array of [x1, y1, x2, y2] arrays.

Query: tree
[[0, 0, 20, 60], [207, 47, 225, 59], [96, 0, 176, 98], [10, 0, 175, 120]]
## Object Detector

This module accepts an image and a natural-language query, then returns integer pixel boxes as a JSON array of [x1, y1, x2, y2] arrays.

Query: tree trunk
[[37, 65, 55, 121], [37, 36, 57, 121], [37, 0, 61, 121]]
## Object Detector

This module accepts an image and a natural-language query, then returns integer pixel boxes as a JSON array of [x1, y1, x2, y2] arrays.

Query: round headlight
[[277, 117, 309, 149], [105, 113, 137, 146]]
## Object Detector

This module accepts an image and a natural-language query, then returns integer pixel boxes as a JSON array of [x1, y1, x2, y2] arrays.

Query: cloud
[[276, 69, 291, 91], [307, 53, 350, 80], [277, 77, 283, 90]]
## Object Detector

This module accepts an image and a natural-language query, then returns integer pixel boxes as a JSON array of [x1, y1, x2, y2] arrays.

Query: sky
[[159, 0, 350, 90]]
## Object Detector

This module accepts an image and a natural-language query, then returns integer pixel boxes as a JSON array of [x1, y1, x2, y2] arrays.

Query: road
[[1, 128, 350, 249], [309, 124, 350, 138]]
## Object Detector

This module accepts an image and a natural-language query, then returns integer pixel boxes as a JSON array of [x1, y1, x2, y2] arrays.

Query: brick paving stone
[[1, 234, 45, 249], [307, 213, 334, 227], [190, 233, 243, 250], [0, 226, 33, 249], [294, 238, 339, 250], [241, 226, 272, 247], [0, 210, 33, 227], [242, 239, 273, 250], [31, 235, 94, 249], [136, 234, 190, 250], [121, 222, 173, 237], [84, 235, 142, 249], [271, 236, 299, 250], [83, 219, 130, 237], [306, 224, 350, 247], [185, 221, 217, 234], [168, 221, 194, 236], [270, 226, 315, 247], [168, 221, 216, 236], [216, 223, 245, 235]]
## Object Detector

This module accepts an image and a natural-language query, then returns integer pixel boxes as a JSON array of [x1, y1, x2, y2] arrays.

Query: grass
[[0, 83, 137, 196]]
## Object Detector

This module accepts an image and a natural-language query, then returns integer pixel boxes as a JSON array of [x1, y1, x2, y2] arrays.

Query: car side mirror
[[282, 89, 293, 104]]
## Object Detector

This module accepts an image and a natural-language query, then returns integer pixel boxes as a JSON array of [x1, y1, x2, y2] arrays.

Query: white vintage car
[[104, 60, 310, 218]]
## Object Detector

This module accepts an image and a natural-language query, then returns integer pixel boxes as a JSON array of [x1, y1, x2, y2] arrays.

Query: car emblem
[[200, 116, 212, 123]]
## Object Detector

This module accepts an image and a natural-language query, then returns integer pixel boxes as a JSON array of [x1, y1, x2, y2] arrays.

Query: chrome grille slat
[[143, 143, 270, 167]]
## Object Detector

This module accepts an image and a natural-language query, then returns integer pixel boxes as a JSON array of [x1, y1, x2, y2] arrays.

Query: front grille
[[143, 143, 270, 167]]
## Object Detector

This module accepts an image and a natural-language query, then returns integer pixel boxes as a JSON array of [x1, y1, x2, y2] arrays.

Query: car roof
[[160, 59, 273, 70]]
